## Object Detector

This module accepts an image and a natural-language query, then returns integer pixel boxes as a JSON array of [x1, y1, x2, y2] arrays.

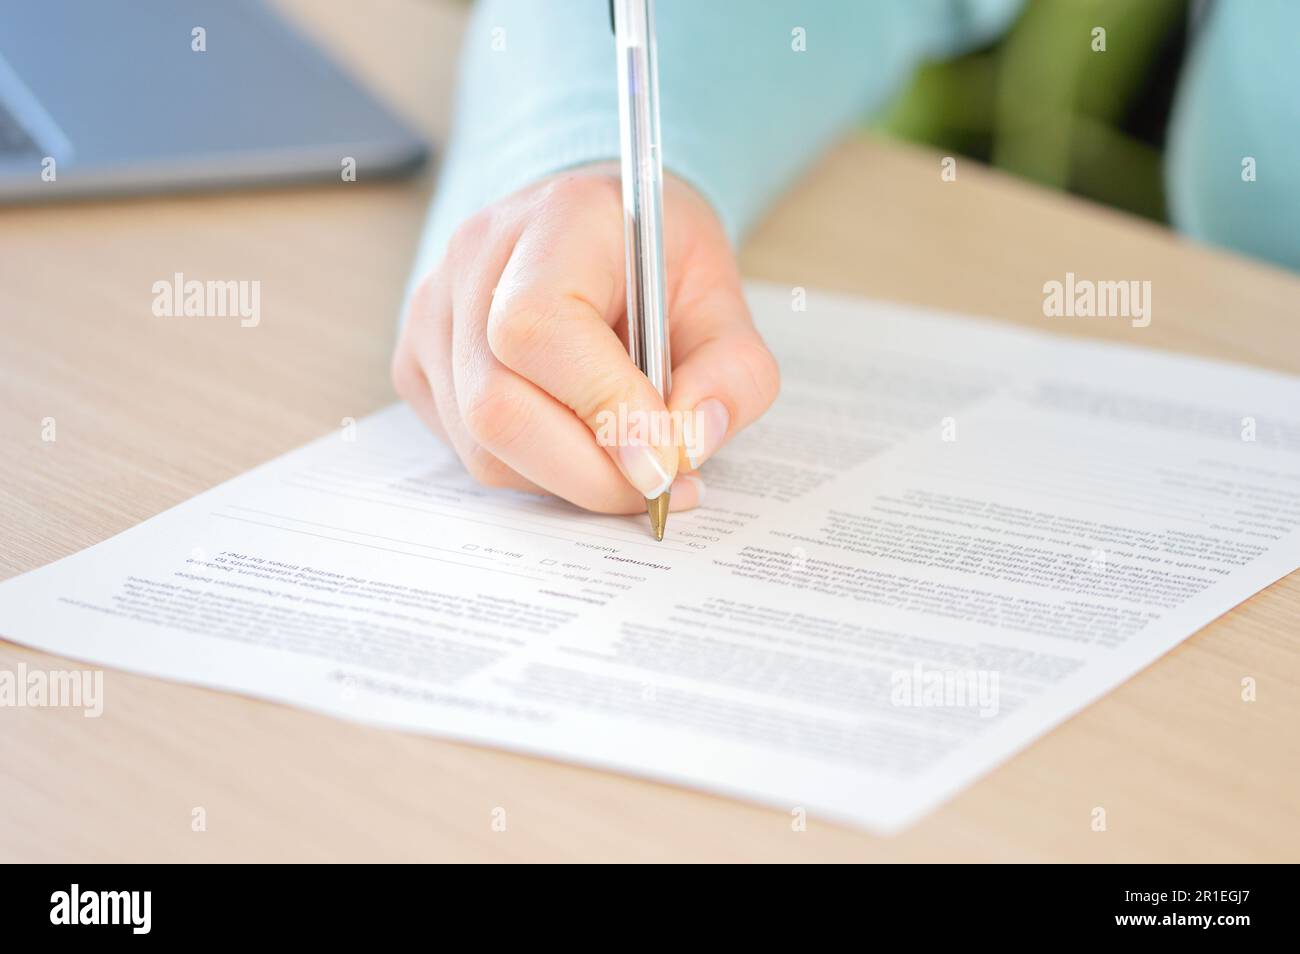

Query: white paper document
[[3, 283, 1299, 831]]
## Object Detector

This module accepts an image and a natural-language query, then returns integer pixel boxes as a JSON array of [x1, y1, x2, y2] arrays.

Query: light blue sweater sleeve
[[1165, 0, 1300, 272], [406, 0, 1022, 292]]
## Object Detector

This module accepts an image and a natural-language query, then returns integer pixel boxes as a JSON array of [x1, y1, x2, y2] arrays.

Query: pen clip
[[609, 0, 615, 35]]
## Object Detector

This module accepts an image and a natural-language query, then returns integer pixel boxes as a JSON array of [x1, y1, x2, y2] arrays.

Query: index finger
[[485, 182, 680, 501]]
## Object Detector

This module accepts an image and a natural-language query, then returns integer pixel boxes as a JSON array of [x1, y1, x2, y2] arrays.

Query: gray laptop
[[0, 0, 428, 201]]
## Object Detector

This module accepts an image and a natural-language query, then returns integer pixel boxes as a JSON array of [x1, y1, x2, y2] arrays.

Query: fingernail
[[669, 474, 706, 511], [686, 398, 730, 469], [618, 444, 674, 499]]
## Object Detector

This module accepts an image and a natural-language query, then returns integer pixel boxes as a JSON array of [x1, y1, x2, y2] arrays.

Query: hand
[[392, 164, 780, 513]]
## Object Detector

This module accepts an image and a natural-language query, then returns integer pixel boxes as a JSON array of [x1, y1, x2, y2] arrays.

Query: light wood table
[[2, 0, 1297, 862]]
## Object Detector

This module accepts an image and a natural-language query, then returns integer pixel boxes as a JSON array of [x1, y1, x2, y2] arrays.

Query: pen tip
[[647, 492, 669, 541]]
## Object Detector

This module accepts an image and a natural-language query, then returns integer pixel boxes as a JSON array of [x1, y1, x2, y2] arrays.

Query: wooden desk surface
[[2, 0, 1297, 862]]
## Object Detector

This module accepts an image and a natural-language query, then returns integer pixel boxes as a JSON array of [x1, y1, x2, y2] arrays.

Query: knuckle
[[576, 384, 632, 432], [447, 208, 493, 259], [390, 339, 422, 402], [537, 172, 598, 207], [534, 172, 620, 222], [487, 294, 561, 367], [461, 383, 531, 450], [405, 273, 438, 326]]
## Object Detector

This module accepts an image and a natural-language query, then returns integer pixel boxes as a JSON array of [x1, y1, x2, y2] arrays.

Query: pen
[[612, 0, 672, 541]]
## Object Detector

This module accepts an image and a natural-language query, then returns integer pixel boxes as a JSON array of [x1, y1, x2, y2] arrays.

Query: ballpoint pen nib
[[647, 492, 670, 541]]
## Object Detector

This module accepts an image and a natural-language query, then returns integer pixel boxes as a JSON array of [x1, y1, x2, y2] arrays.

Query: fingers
[[479, 180, 680, 501], [455, 356, 649, 512], [395, 268, 544, 495], [393, 170, 780, 517], [486, 287, 679, 501], [434, 190, 658, 512], [668, 472, 706, 511], [665, 282, 781, 471], [391, 320, 446, 444]]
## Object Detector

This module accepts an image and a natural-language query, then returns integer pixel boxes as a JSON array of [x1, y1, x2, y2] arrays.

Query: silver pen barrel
[[613, 0, 670, 402]]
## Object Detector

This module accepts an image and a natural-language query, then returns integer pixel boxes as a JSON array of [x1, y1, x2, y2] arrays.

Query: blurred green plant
[[877, 0, 1189, 221]]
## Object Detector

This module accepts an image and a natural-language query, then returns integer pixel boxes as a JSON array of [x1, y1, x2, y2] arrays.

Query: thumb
[[667, 284, 781, 472]]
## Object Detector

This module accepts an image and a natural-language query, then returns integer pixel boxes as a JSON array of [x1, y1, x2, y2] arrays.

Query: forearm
[[407, 0, 1022, 293], [1165, 0, 1300, 271]]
